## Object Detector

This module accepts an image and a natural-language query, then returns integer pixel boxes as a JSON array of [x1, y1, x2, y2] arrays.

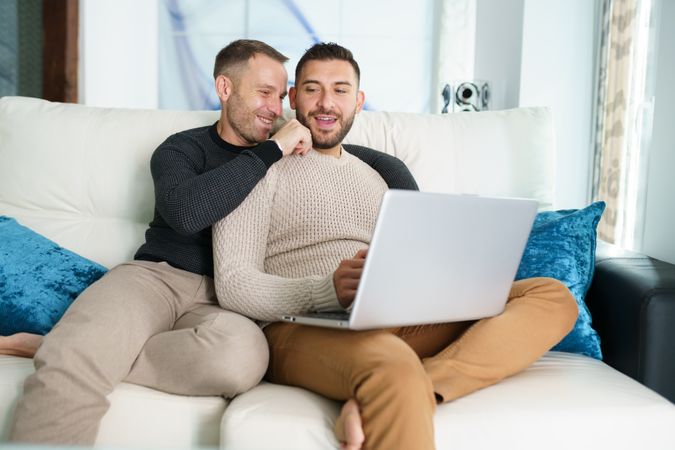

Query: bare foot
[[338, 398, 364, 450], [0, 332, 43, 358]]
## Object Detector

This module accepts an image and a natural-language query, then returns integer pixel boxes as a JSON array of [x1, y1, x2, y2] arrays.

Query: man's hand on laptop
[[270, 119, 312, 156], [334, 248, 368, 309]]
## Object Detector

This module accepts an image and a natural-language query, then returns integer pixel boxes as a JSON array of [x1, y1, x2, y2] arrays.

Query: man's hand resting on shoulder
[[271, 119, 312, 156], [334, 249, 368, 309]]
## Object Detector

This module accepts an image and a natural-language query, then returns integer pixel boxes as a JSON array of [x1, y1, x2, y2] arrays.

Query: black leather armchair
[[586, 240, 675, 403]]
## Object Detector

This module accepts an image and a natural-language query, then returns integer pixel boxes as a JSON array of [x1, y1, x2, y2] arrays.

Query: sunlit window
[[158, 0, 437, 113]]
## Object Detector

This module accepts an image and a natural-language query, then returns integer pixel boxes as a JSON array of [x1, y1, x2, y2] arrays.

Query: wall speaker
[[440, 80, 490, 113]]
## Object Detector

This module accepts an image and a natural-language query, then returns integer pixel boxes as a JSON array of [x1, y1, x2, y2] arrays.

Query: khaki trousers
[[264, 277, 578, 450], [10, 261, 268, 445]]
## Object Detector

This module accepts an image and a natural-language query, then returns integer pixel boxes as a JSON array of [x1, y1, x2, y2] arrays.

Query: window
[[158, 0, 438, 112]]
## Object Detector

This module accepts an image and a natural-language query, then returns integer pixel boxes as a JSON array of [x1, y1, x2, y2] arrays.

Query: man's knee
[[350, 332, 429, 391], [526, 277, 579, 333], [192, 312, 269, 396]]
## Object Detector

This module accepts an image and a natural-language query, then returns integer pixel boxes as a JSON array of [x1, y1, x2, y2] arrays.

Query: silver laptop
[[281, 190, 538, 330]]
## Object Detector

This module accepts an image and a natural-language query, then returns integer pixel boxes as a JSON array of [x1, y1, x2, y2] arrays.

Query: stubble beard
[[297, 108, 357, 150], [226, 93, 271, 145]]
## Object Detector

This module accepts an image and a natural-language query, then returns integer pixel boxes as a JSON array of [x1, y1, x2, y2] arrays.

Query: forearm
[[214, 269, 341, 322], [153, 140, 282, 235]]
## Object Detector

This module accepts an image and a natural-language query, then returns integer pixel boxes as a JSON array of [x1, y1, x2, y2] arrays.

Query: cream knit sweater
[[213, 148, 388, 322]]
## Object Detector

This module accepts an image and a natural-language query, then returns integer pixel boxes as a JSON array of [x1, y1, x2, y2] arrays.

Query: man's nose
[[317, 91, 334, 110], [267, 97, 282, 117]]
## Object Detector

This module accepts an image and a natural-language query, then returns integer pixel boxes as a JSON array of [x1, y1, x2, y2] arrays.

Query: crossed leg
[[0, 307, 268, 397], [264, 324, 438, 450], [266, 277, 577, 450], [10, 261, 268, 445]]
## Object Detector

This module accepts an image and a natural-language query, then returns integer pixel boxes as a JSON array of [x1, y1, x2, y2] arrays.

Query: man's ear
[[356, 90, 365, 113], [289, 86, 297, 110], [215, 74, 233, 102]]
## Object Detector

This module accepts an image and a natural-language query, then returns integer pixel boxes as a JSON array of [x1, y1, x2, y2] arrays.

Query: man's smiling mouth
[[257, 115, 274, 125]]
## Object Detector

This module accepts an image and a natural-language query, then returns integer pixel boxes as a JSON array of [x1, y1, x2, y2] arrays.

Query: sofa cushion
[[0, 96, 219, 268], [0, 216, 107, 335], [342, 107, 556, 207], [516, 202, 605, 359], [220, 352, 675, 450]]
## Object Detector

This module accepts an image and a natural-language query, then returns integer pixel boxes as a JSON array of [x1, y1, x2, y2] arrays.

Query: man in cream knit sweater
[[213, 43, 578, 450]]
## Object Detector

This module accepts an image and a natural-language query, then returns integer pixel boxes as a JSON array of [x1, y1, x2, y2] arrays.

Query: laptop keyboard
[[307, 311, 351, 320]]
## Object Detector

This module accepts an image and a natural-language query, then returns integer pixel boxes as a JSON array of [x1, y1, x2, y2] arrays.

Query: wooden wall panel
[[42, 0, 78, 103]]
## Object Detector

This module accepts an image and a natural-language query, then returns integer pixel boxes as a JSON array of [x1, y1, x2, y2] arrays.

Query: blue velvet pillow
[[515, 202, 605, 359], [0, 216, 107, 335]]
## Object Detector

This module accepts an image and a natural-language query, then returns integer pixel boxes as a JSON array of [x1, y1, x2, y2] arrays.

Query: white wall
[[518, 0, 597, 209], [642, 0, 675, 265], [474, 0, 524, 110], [79, 0, 159, 108]]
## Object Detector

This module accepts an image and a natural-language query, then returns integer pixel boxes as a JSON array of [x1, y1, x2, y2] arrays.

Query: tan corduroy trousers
[[264, 277, 578, 450], [10, 260, 269, 445]]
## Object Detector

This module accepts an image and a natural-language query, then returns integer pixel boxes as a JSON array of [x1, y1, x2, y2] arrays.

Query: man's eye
[[336, 89, 347, 94], [305, 87, 318, 93], [259, 90, 271, 96]]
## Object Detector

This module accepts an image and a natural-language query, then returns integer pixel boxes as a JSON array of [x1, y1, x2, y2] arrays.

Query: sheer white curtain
[[591, 0, 658, 249]]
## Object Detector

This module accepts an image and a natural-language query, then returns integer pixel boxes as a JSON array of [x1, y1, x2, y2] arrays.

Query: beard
[[225, 92, 274, 145], [296, 107, 357, 150]]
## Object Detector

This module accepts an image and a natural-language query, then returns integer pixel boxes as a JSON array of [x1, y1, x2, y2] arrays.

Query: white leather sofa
[[1, 96, 674, 449]]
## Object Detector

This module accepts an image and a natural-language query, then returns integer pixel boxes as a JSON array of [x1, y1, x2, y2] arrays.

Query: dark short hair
[[213, 39, 288, 80], [295, 42, 360, 85]]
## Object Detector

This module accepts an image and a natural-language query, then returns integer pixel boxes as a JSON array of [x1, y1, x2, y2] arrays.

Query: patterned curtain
[[591, 0, 655, 248]]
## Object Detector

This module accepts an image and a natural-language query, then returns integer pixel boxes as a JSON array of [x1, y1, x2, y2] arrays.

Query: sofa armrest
[[585, 240, 675, 402]]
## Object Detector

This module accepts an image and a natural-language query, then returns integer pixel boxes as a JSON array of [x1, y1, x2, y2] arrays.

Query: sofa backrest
[[343, 109, 555, 204], [0, 96, 554, 268]]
